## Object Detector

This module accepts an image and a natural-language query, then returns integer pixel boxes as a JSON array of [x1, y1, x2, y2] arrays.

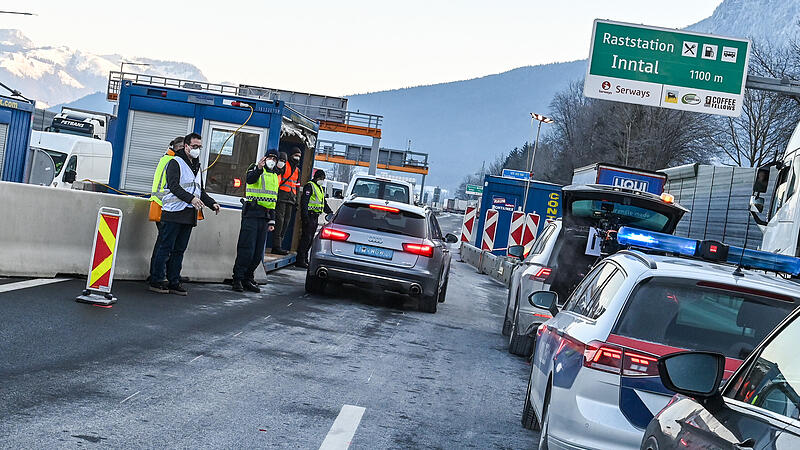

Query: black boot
[[243, 279, 261, 293], [271, 248, 289, 256], [232, 279, 244, 292]]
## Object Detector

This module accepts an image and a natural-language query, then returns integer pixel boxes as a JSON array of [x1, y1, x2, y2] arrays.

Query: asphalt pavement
[[0, 213, 538, 449]]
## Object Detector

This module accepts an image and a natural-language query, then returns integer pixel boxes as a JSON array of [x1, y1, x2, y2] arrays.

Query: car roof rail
[[618, 249, 658, 270]]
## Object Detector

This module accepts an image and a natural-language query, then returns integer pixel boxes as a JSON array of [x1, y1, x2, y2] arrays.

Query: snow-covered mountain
[[689, 0, 800, 44], [0, 29, 206, 108]]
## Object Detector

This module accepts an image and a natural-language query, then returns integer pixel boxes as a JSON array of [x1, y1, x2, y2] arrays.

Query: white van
[[29, 130, 113, 189], [345, 174, 416, 205], [320, 179, 347, 199]]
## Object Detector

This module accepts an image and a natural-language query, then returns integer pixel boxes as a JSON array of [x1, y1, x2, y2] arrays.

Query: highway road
[[0, 213, 539, 448]]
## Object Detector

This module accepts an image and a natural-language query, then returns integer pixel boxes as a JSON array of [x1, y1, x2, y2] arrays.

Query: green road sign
[[466, 184, 483, 195], [584, 19, 750, 117]]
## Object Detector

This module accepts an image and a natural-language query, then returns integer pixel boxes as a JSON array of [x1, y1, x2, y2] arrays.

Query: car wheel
[[508, 305, 535, 356], [438, 275, 449, 303], [304, 271, 325, 294], [418, 285, 439, 313], [642, 436, 659, 450], [502, 287, 517, 336], [521, 368, 540, 431], [538, 385, 551, 450]]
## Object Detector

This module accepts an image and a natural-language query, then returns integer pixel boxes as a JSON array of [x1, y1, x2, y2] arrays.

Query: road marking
[[233, 331, 243, 337], [0, 278, 68, 294], [120, 391, 140, 404], [319, 405, 366, 450], [189, 355, 203, 363], [287, 302, 293, 307], [264, 315, 271, 320]]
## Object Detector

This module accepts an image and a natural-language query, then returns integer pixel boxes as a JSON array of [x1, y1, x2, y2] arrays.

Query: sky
[[5, 0, 723, 96]]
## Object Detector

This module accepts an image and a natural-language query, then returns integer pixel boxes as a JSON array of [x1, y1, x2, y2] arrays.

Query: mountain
[[0, 29, 206, 108], [688, 0, 800, 43], [49, 91, 113, 114]]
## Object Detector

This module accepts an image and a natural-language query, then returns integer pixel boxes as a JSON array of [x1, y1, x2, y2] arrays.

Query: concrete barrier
[[459, 242, 483, 268], [0, 181, 275, 282], [458, 241, 519, 287]]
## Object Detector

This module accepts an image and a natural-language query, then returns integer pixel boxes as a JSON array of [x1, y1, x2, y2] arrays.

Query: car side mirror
[[658, 351, 725, 399], [753, 166, 770, 194], [444, 233, 459, 244], [528, 290, 558, 317], [63, 170, 77, 184], [507, 245, 525, 259], [324, 213, 333, 223], [749, 195, 765, 214]]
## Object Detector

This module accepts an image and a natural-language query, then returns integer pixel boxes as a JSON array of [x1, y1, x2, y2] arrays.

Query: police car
[[521, 227, 800, 450]]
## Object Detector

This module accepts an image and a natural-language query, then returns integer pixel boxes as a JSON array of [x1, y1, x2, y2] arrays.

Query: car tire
[[521, 368, 540, 431], [438, 275, 449, 303], [642, 436, 659, 450], [502, 287, 517, 336], [418, 286, 439, 313], [508, 306, 535, 356], [304, 271, 325, 294], [538, 384, 551, 450]]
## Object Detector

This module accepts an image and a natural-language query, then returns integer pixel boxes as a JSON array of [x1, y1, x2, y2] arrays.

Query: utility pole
[[523, 113, 554, 213]]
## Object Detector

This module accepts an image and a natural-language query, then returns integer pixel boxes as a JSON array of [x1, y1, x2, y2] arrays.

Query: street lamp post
[[522, 112, 554, 213]]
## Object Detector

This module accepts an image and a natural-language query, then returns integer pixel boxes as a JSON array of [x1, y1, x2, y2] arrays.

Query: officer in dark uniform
[[296, 169, 332, 268], [232, 149, 279, 292]]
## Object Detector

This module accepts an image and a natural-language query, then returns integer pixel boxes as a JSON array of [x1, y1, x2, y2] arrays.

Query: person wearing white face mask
[[232, 149, 279, 292], [271, 147, 302, 255], [149, 132, 220, 296]]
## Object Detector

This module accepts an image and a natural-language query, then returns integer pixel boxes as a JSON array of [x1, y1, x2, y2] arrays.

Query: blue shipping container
[[475, 175, 563, 254], [0, 94, 34, 183]]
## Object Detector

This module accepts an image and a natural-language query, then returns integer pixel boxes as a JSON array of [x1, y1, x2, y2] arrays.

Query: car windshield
[[333, 203, 426, 237], [351, 179, 410, 203], [570, 199, 672, 231], [614, 277, 796, 360], [34, 148, 68, 175]]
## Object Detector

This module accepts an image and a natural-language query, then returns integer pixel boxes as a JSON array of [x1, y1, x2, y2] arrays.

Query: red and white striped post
[[481, 209, 499, 252]]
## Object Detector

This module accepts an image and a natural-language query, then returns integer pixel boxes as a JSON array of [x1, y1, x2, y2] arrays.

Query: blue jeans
[[150, 221, 193, 286]]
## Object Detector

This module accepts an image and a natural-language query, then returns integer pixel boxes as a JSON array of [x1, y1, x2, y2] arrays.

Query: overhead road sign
[[502, 168, 533, 181], [584, 19, 750, 117], [466, 184, 483, 195]]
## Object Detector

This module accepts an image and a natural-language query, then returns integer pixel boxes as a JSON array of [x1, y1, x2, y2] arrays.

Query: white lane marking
[[319, 405, 366, 450], [287, 302, 293, 307], [189, 355, 203, 363], [233, 331, 243, 337], [0, 278, 68, 294], [264, 315, 271, 320], [120, 391, 140, 404]]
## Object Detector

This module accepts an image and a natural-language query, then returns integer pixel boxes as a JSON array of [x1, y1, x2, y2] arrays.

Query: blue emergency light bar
[[616, 227, 800, 276]]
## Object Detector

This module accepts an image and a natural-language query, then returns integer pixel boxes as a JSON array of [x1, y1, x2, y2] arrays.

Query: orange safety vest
[[279, 163, 300, 194]]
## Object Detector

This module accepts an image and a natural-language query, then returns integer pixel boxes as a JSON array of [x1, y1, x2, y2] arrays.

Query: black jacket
[[300, 180, 332, 222], [242, 164, 277, 224], [161, 151, 217, 226]]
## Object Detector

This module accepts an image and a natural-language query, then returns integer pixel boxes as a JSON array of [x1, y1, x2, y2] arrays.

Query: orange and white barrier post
[[460, 206, 477, 243], [76, 207, 122, 306], [481, 209, 499, 252], [507, 211, 525, 256]]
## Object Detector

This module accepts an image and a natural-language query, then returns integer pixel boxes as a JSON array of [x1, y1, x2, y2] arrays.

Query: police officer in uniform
[[296, 169, 332, 268], [232, 149, 279, 292]]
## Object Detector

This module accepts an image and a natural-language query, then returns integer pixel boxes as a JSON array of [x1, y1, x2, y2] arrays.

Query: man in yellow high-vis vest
[[232, 149, 279, 292], [296, 169, 332, 268], [147, 136, 184, 280]]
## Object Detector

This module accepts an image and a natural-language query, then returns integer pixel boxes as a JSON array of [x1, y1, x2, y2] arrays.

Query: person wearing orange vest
[[271, 147, 301, 255]]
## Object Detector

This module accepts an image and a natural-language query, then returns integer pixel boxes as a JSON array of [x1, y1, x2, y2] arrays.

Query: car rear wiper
[[372, 227, 405, 235]]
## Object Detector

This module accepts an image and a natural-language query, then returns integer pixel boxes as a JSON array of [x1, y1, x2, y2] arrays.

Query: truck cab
[[29, 130, 112, 189], [750, 122, 800, 256], [47, 107, 109, 140]]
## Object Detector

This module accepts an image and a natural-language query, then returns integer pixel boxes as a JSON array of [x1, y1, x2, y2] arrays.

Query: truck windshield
[[33, 148, 68, 175], [614, 277, 796, 360], [351, 179, 410, 203]]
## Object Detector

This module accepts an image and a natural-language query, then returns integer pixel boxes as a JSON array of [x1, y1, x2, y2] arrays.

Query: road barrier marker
[[0, 278, 67, 294], [460, 206, 477, 243], [76, 207, 123, 306], [319, 405, 366, 450], [480, 209, 499, 252]]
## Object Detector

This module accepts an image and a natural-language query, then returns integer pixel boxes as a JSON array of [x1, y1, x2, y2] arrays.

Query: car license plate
[[354, 245, 394, 260]]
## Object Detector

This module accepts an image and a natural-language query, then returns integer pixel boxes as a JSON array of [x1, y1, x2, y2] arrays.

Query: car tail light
[[320, 227, 349, 241], [403, 242, 434, 258], [369, 204, 400, 213], [582, 340, 659, 377], [529, 267, 552, 282]]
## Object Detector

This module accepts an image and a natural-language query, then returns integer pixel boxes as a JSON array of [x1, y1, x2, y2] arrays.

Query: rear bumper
[[310, 252, 438, 296]]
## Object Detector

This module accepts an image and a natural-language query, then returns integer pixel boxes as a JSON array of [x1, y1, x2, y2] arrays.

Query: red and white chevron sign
[[507, 211, 526, 255], [460, 206, 477, 243], [523, 212, 541, 255], [481, 209, 499, 251]]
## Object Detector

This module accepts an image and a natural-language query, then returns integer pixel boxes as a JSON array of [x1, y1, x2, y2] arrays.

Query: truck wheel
[[508, 307, 535, 356], [304, 271, 325, 294]]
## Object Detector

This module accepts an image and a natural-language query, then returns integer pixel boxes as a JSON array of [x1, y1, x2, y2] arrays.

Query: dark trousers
[[149, 221, 165, 277], [150, 221, 193, 286], [297, 214, 319, 264], [233, 216, 269, 281], [272, 201, 294, 250]]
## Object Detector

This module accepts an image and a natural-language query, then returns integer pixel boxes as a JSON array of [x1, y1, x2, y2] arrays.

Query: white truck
[[750, 122, 800, 256], [28, 130, 112, 189], [48, 107, 110, 140], [345, 174, 416, 205]]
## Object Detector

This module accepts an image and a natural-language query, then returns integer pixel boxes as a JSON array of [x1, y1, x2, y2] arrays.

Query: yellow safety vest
[[150, 152, 175, 206], [308, 181, 325, 213], [246, 167, 279, 209]]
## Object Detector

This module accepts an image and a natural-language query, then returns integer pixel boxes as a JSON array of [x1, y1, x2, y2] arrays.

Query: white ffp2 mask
[[265, 160, 276, 169], [189, 148, 201, 159]]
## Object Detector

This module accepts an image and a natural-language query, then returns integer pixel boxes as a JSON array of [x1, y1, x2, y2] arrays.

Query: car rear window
[[570, 199, 671, 232], [614, 277, 796, 360], [351, 179, 410, 203], [333, 203, 426, 237]]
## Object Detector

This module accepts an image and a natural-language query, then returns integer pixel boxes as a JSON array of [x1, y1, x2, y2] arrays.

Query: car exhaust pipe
[[409, 284, 422, 296], [317, 268, 328, 279]]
